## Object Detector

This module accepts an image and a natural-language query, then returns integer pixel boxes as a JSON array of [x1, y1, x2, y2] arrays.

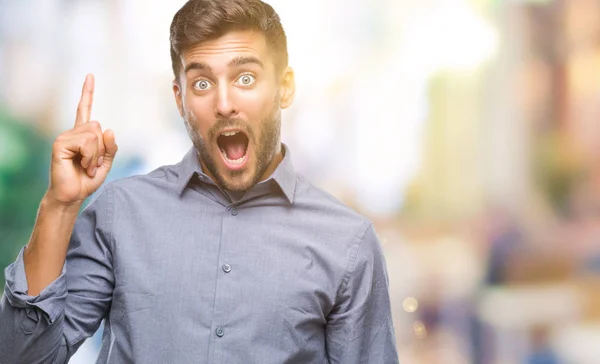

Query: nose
[[215, 85, 238, 118]]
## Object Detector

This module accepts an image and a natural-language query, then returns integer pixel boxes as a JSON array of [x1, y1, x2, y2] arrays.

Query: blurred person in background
[[0, 0, 399, 363]]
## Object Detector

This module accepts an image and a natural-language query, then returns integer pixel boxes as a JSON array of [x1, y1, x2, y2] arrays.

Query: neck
[[259, 143, 284, 182]]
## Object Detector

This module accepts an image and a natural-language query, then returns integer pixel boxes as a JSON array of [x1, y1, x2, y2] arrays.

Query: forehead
[[181, 30, 272, 72]]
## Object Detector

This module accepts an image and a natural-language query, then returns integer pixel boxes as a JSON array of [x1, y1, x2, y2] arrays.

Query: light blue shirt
[[1, 145, 399, 363]]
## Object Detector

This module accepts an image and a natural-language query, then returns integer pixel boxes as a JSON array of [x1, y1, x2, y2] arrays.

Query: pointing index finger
[[75, 74, 95, 127]]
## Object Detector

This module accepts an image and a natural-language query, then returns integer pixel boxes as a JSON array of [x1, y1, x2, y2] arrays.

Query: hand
[[46, 74, 118, 206]]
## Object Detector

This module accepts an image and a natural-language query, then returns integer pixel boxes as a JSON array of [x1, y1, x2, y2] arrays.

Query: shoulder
[[111, 163, 179, 191], [84, 163, 181, 209], [293, 174, 374, 242], [294, 175, 368, 220], [110, 162, 181, 194]]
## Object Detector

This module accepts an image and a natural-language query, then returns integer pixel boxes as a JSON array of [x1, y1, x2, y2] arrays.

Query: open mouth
[[217, 130, 250, 170]]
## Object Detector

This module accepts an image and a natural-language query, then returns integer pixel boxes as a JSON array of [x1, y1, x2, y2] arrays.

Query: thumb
[[99, 129, 118, 171]]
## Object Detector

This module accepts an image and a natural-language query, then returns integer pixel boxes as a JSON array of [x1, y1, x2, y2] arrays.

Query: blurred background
[[1, 0, 600, 362]]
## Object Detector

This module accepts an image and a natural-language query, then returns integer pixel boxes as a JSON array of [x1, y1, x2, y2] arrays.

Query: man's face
[[173, 30, 294, 192]]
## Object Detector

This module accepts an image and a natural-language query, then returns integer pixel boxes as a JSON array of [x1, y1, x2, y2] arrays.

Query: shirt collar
[[262, 144, 297, 204], [175, 144, 297, 203]]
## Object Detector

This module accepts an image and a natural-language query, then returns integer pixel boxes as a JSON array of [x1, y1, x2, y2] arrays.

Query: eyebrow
[[184, 62, 212, 74], [228, 56, 264, 69], [183, 56, 264, 75]]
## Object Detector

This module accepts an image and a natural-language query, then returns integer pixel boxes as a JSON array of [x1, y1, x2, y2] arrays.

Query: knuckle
[[52, 135, 67, 150], [55, 131, 68, 142], [88, 120, 101, 130], [84, 132, 98, 143], [51, 142, 61, 155]]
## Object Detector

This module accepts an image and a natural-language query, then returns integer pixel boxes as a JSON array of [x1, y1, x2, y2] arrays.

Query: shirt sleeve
[[0, 185, 116, 364], [325, 223, 399, 364]]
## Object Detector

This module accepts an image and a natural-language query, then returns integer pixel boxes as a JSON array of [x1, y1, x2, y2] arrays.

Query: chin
[[217, 167, 258, 192]]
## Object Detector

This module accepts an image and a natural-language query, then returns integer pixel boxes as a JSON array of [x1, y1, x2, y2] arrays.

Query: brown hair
[[169, 0, 288, 79]]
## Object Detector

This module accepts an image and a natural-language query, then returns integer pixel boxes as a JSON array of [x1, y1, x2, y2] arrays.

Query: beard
[[183, 106, 281, 192]]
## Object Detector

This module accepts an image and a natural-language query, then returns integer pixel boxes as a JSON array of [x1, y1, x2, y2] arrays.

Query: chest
[[109, 201, 341, 328]]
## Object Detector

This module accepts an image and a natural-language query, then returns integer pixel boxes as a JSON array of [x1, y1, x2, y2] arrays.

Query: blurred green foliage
[[0, 109, 50, 284]]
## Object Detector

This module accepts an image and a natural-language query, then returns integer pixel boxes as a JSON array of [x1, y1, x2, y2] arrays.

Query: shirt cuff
[[3, 247, 67, 324]]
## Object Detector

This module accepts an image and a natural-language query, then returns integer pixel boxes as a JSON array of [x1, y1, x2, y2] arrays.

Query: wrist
[[41, 192, 83, 215]]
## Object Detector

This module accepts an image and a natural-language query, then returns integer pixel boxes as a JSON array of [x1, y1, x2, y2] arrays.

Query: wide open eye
[[235, 74, 256, 86], [194, 79, 213, 91]]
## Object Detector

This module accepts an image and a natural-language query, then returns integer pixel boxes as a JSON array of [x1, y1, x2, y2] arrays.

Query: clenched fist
[[46, 74, 118, 206]]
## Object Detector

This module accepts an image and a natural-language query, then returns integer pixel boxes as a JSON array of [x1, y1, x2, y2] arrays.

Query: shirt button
[[222, 264, 232, 273], [231, 208, 238, 216], [215, 327, 225, 337]]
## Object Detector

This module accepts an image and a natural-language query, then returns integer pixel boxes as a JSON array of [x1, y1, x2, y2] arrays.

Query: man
[[0, 0, 399, 362]]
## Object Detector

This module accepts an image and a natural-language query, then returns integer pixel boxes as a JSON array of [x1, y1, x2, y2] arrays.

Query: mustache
[[208, 118, 255, 142]]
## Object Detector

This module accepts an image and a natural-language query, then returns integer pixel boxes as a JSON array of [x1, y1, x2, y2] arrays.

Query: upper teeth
[[221, 131, 238, 137]]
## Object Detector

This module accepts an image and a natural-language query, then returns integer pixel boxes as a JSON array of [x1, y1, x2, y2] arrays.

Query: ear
[[279, 67, 295, 109], [172, 79, 184, 117]]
